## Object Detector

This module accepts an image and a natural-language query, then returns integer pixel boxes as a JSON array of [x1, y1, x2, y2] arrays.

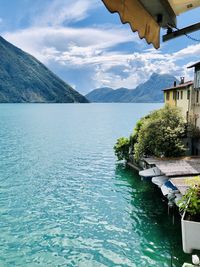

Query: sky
[[0, 0, 200, 94]]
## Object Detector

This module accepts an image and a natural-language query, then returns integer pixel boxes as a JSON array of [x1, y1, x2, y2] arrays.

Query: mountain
[[85, 87, 113, 102], [0, 36, 88, 103], [86, 73, 178, 103]]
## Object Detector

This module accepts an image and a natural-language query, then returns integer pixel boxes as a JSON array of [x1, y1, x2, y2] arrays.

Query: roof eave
[[188, 61, 200, 69], [163, 82, 193, 91]]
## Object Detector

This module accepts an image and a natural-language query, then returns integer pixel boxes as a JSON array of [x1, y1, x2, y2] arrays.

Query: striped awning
[[102, 0, 161, 49], [102, 0, 200, 49]]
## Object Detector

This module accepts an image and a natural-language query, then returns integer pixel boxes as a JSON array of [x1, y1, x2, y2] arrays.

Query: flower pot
[[181, 210, 200, 253]]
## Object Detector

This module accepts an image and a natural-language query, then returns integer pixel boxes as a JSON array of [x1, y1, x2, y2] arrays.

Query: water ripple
[[0, 104, 190, 267]]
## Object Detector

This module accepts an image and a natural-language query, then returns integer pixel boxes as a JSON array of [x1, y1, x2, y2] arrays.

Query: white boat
[[139, 167, 162, 179], [152, 175, 168, 187], [161, 180, 179, 196]]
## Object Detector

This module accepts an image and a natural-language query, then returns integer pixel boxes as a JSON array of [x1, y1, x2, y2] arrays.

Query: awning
[[102, 0, 200, 49], [102, 0, 161, 49]]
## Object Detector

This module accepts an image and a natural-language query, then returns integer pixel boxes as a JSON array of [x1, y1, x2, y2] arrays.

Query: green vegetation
[[0, 36, 88, 103], [114, 105, 186, 161], [114, 137, 130, 161], [179, 177, 200, 221]]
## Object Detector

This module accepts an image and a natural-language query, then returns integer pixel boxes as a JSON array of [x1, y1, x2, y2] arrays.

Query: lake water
[[0, 103, 191, 267]]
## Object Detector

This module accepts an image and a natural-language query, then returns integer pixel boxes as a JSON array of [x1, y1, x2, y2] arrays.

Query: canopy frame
[[163, 22, 200, 42]]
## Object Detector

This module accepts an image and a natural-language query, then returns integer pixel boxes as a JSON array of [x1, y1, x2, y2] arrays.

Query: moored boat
[[161, 180, 179, 196], [152, 175, 168, 187], [139, 166, 163, 180]]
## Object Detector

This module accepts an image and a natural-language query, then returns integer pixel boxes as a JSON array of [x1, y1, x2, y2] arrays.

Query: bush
[[114, 137, 130, 161], [114, 105, 187, 162], [134, 105, 186, 161]]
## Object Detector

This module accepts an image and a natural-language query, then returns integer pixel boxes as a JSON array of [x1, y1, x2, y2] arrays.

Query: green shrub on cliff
[[134, 105, 186, 161], [114, 105, 187, 162], [114, 137, 130, 161]]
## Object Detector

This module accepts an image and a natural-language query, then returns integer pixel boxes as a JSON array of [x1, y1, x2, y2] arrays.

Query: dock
[[144, 157, 200, 178], [128, 156, 200, 265], [142, 157, 200, 196]]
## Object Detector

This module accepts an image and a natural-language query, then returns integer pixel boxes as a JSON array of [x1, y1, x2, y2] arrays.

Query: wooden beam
[[163, 22, 200, 42]]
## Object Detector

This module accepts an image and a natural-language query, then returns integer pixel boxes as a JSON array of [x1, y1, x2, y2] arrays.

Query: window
[[177, 91, 179, 100], [197, 90, 199, 103], [187, 90, 190, 100], [181, 91, 183, 99], [166, 91, 170, 101]]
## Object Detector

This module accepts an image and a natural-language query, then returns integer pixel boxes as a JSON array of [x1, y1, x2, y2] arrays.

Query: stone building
[[163, 79, 193, 122], [163, 60, 200, 155]]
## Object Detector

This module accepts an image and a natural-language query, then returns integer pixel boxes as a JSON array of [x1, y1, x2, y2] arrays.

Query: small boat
[[152, 175, 168, 188], [139, 167, 162, 180], [161, 180, 179, 196]]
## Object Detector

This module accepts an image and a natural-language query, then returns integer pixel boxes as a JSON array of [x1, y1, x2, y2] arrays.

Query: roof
[[143, 157, 200, 177], [163, 81, 193, 91], [188, 61, 200, 69]]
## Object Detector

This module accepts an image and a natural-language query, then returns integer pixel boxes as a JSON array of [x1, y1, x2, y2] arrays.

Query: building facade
[[163, 79, 193, 122], [188, 62, 200, 128], [163, 61, 200, 155]]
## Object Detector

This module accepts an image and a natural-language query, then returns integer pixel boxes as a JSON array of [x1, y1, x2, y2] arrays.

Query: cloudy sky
[[0, 0, 200, 94]]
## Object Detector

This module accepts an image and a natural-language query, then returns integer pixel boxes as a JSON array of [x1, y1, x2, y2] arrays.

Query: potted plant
[[179, 177, 200, 253]]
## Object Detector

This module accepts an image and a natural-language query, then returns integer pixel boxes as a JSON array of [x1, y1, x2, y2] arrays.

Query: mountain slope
[[85, 87, 113, 102], [86, 73, 178, 103], [0, 36, 88, 103]]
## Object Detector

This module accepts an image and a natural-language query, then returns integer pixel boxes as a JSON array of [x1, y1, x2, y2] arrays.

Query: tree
[[134, 105, 186, 161], [114, 137, 130, 161]]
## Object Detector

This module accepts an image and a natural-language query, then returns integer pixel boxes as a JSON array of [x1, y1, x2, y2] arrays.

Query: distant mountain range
[[86, 73, 178, 103], [0, 36, 88, 103]]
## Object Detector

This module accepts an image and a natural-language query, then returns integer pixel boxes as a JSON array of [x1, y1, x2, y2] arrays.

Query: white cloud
[[31, 0, 101, 27], [1, 0, 200, 93], [3, 24, 200, 92], [173, 43, 200, 60], [3, 25, 135, 64]]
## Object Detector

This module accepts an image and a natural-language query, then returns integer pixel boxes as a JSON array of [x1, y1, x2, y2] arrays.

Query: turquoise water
[[0, 103, 190, 267]]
